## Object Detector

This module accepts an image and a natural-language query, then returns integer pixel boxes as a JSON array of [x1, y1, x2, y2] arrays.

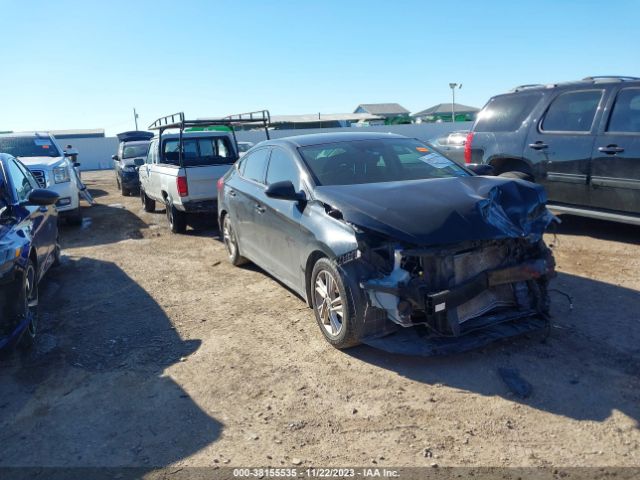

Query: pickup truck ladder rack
[[148, 110, 271, 167]]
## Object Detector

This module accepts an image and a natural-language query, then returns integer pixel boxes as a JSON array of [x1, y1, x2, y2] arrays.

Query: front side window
[[542, 90, 603, 132], [0, 136, 61, 158], [474, 92, 542, 132], [607, 88, 640, 133], [299, 139, 468, 186], [266, 148, 301, 189], [241, 148, 271, 183], [6, 159, 35, 202]]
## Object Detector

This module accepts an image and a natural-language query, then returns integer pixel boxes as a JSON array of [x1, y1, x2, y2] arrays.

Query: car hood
[[16, 156, 65, 169], [313, 176, 556, 246]]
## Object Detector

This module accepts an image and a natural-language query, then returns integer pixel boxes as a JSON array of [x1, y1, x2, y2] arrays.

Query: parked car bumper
[[120, 171, 140, 190], [178, 199, 217, 214]]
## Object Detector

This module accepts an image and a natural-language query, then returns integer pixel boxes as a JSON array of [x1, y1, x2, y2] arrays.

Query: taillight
[[217, 177, 224, 192], [177, 176, 188, 197], [464, 132, 474, 164]]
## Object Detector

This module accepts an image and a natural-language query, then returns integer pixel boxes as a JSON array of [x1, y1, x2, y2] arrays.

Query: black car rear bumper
[[179, 199, 217, 214]]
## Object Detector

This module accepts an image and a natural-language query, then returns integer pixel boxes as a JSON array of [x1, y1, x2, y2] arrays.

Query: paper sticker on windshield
[[416, 146, 429, 152], [420, 153, 454, 169], [34, 139, 52, 146]]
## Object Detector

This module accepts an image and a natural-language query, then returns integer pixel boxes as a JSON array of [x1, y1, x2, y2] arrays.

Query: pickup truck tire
[[166, 198, 187, 234], [499, 171, 534, 181], [66, 207, 83, 226], [140, 189, 155, 212], [222, 214, 247, 266], [17, 259, 38, 350]]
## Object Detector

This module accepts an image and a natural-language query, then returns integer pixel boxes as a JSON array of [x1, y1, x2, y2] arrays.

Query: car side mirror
[[73, 162, 81, 167], [112, 155, 118, 161], [27, 189, 59, 206], [265, 180, 305, 202], [467, 163, 495, 176], [64, 148, 79, 157]]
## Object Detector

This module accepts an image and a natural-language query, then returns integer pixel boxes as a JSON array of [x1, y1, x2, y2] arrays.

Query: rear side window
[[474, 93, 541, 132], [542, 90, 603, 132], [607, 88, 640, 133], [241, 148, 271, 183]]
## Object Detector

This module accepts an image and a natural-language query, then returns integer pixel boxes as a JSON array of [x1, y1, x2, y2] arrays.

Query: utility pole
[[133, 108, 139, 130], [449, 83, 462, 122]]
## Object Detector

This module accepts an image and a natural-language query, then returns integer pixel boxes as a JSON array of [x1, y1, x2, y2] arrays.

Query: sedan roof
[[270, 131, 407, 148]]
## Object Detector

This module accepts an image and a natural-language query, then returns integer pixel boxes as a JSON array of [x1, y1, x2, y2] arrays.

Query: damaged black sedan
[[217, 132, 556, 355]]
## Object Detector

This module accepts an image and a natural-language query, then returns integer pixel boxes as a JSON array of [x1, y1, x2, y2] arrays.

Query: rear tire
[[166, 198, 187, 234], [17, 259, 38, 350], [222, 214, 247, 266], [499, 171, 533, 181], [310, 258, 362, 349], [121, 183, 130, 196], [66, 207, 83, 226], [141, 188, 155, 212]]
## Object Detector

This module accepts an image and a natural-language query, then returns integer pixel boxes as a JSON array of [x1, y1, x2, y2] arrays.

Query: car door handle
[[528, 142, 548, 150], [255, 204, 266, 214], [598, 145, 624, 154]]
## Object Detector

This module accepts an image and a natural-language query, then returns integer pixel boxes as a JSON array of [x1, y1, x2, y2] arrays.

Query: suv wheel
[[18, 259, 38, 350], [222, 214, 247, 266], [499, 171, 534, 181], [310, 258, 363, 349], [140, 188, 155, 212], [66, 207, 83, 226], [165, 198, 187, 234]]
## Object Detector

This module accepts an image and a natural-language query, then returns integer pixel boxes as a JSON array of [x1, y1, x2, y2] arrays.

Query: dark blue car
[[0, 153, 60, 350]]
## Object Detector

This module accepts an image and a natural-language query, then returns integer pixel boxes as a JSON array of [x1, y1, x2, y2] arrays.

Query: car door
[[5, 158, 51, 274], [527, 88, 604, 206], [257, 147, 308, 288], [228, 147, 271, 262], [589, 86, 640, 214]]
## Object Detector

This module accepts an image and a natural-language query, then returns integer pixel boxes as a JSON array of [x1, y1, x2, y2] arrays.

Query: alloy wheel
[[24, 263, 38, 339], [223, 216, 237, 258], [314, 270, 344, 337]]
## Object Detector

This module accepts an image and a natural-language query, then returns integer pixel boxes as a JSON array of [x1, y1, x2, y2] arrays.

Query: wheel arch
[[304, 250, 330, 306], [488, 156, 535, 178]]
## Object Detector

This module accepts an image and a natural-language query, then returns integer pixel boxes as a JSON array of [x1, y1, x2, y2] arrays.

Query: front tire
[[222, 214, 247, 266], [166, 198, 187, 234], [141, 188, 155, 212], [17, 259, 39, 350], [310, 258, 362, 349], [66, 207, 83, 226]]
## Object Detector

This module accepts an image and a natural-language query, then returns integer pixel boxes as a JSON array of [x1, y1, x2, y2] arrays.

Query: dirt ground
[[0, 170, 638, 471]]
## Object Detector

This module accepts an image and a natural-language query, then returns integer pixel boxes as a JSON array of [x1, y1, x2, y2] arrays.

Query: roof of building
[[50, 129, 105, 139], [354, 103, 410, 115], [270, 113, 383, 124], [412, 103, 480, 117]]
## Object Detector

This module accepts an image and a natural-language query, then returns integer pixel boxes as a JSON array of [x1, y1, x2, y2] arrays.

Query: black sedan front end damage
[[315, 175, 558, 355]]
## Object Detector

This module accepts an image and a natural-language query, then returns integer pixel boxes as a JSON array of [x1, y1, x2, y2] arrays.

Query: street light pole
[[449, 83, 461, 122]]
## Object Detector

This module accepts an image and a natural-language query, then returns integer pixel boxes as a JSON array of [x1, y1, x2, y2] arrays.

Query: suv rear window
[[474, 93, 541, 132], [607, 88, 640, 133], [162, 136, 236, 166], [541, 90, 603, 132]]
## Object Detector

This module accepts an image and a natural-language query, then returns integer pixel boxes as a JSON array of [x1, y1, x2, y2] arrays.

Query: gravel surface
[[0, 171, 638, 470]]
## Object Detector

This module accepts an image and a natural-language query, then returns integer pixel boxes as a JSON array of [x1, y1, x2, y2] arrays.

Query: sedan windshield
[[0, 137, 61, 158], [298, 138, 469, 186], [123, 143, 150, 158]]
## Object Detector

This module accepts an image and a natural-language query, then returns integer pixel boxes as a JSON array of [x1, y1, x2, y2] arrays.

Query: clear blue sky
[[1, 0, 638, 135]]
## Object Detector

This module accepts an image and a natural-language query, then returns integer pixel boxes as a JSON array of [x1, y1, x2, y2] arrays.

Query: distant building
[[269, 113, 384, 130], [412, 103, 479, 123], [353, 103, 411, 124]]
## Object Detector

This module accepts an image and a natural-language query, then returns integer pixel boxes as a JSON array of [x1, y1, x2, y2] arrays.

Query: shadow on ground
[[347, 271, 640, 425], [552, 213, 640, 245], [0, 258, 221, 467]]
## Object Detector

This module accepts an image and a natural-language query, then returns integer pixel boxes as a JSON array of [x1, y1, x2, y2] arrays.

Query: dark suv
[[465, 76, 640, 225]]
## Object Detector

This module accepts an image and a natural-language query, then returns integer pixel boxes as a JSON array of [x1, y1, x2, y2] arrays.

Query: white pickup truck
[[140, 111, 269, 233], [138, 131, 238, 233]]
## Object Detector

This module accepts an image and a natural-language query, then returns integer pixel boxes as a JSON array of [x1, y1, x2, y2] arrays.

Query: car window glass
[[607, 88, 640, 133], [474, 92, 542, 132], [14, 160, 39, 190], [146, 141, 155, 164], [216, 138, 231, 158], [542, 90, 602, 132], [242, 148, 270, 183], [266, 148, 301, 188], [6, 159, 34, 202]]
